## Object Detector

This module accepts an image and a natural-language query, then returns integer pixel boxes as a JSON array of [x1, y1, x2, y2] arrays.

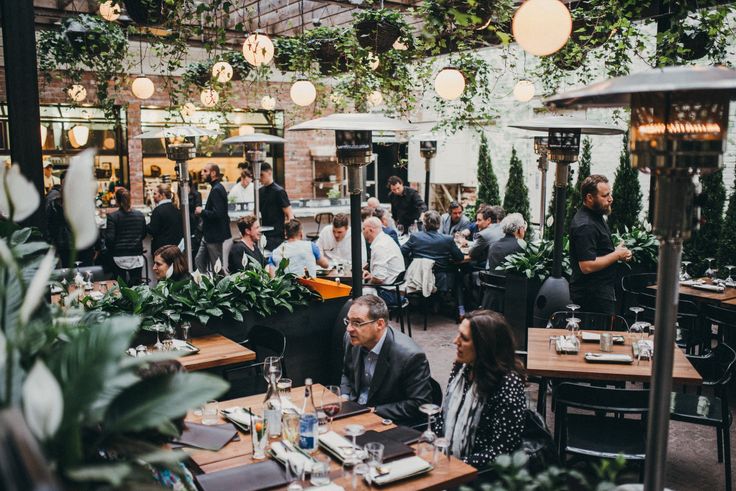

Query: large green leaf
[[103, 371, 228, 433]]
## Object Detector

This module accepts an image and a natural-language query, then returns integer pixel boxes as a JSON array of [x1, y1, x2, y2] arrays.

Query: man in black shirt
[[258, 162, 294, 251], [194, 163, 229, 272], [569, 175, 632, 314], [387, 176, 426, 232], [229, 215, 266, 272]]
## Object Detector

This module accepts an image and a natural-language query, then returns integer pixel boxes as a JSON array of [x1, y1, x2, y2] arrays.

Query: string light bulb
[[69, 125, 90, 148], [434, 68, 465, 100], [513, 80, 536, 102], [99, 1, 121, 21], [180, 102, 197, 118], [290, 80, 317, 106], [512, 0, 572, 56], [200, 88, 219, 107], [131, 76, 155, 99], [242, 33, 274, 66], [67, 84, 87, 102], [367, 90, 383, 108], [261, 95, 276, 110], [212, 61, 234, 83]]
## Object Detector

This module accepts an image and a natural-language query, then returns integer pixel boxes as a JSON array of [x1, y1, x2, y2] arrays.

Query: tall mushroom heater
[[534, 136, 549, 238], [546, 65, 736, 491], [289, 113, 416, 299], [420, 139, 437, 206], [508, 117, 624, 326]]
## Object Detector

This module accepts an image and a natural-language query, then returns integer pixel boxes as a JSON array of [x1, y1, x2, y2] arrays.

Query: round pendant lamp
[[434, 68, 465, 100], [512, 0, 572, 56]]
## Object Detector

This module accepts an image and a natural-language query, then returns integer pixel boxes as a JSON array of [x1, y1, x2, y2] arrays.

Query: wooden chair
[[306, 212, 334, 241]]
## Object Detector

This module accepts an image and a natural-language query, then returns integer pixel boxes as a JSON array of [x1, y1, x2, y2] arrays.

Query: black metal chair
[[306, 212, 334, 241], [375, 271, 412, 337], [637, 292, 706, 354], [702, 303, 736, 348], [620, 272, 657, 315], [224, 325, 287, 396], [479, 270, 506, 312], [516, 350, 547, 417], [553, 382, 649, 476], [671, 343, 736, 491], [546, 311, 629, 331]]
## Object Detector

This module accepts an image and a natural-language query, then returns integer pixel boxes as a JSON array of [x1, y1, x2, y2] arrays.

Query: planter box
[[503, 274, 541, 350]]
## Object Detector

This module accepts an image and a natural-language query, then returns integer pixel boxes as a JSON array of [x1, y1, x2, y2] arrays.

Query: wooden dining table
[[176, 334, 256, 371], [184, 384, 478, 490], [526, 328, 702, 385], [722, 297, 736, 310], [647, 279, 736, 304]]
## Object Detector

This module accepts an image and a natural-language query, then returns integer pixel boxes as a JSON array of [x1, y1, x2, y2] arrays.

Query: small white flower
[[643, 221, 652, 232], [214, 258, 222, 274], [0, 329, 6, 372], [22, 360, 64, 440], [20, 249, 57, 325], [191, 270, 203, 286], [0, 238, 15, 267], [166, 264, 174, 279], [64, 149, 99, 250], [242, 252, 250, 269], [0, 164, 40, 222]]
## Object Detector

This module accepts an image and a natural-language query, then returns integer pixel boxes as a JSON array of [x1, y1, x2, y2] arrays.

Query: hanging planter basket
[[63, 16, 115, 58], [124, 0, 173, 26], [183, 60, 214, 88], [680, 30, 712, 61], [355, 19, 401, 54], [219, 51, 251, 81], [308, 38, 346, 75]]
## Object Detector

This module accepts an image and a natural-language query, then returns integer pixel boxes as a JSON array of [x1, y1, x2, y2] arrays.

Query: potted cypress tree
[[476, 132, 501, 206], [502, 147, 531, 224], [608, 134, 643, 233]]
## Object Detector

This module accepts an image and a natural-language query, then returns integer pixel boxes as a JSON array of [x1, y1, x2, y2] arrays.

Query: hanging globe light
[[512, 0, 572, 56], [290, 80, 317, 107], [367, 90, 383, 108], [180, 102, 197, 118], [261, 95, 276, 110], [69, 125, 90, 148], [67, 84, 87, 102], [513, 80, 536, 102], [40, 125, 48, 146], [200, 88, 219, 107], [434, 68, 465, 100], [242, 33, 274, 67], [131, 76, 155, 99], [99, 1, 121, 21], [368, 53, 380, 70], [393, 39, 408, 51], [212, 61, 234, 83], [239, 125, 256, 136]]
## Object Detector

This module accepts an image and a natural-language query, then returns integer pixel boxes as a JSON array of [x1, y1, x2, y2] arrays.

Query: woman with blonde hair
[[148, 183, 183, 253]]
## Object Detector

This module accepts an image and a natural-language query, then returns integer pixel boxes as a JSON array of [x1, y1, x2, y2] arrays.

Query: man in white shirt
[[43, 161, 60, 194], [317, 213, 367, 266], [362, 217, 405, 305], [227, 168, 255, 205]]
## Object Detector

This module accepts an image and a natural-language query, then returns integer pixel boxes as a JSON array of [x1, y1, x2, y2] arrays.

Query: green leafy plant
[[612, 225, 658, 272], [476, 132, 501, 206], [566, 137, 592, 229], [497, 239, 571, 281], [353, 7, 412, 53], [685, 169, 726, 274], [608, 134, 643, 233], [503, 147, 531, 224], [717, 173, 736, 269]]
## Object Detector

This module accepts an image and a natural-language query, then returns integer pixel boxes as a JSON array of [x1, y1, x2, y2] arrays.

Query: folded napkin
[[556, 337, 579, 354], [270, 440, 314, 474], [221, 407, 252, 432], [305, 484, 344, 491], [318, 431, 356, 462], [690, 283, 725, 292], [584, 352, 633, 364], [367, 456, 432, 486]]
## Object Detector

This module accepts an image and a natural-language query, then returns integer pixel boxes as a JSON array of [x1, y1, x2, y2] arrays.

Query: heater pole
[[424, 157, 432, 207], [538, 152, 549, 239], [551, 162, 569, 278], [177, 161, 194, 273], [347, 166, 363, 299]]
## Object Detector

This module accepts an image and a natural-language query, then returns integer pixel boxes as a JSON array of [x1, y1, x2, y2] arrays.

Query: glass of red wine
[[321, 385, 342, 432]]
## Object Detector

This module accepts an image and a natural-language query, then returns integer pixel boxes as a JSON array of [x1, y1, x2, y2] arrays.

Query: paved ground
[[406, 312, 734, 491]]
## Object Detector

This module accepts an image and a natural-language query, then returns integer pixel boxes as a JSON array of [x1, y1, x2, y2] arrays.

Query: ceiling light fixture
[[512, 0, 572, 56]]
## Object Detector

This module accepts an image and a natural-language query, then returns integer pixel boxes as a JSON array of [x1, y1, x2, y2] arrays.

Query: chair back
[[315, 212, 334, 229], [246, 325, 287, 361], [547, 311, 629, 331], [686, 342, 736, 387], [703, 303, 736, 340], [555, 382, 650, 413], [479, 270, 506, 312], [429, 377, 443, 406]]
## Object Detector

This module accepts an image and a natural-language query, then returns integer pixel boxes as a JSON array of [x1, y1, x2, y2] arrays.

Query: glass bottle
[[299, 378, 319, 454], [264, 369, 283, 439]]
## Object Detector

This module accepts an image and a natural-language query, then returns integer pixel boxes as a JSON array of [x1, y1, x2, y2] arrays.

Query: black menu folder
[[196, 460, 288, 491], [356, 430, 415, 462], [171, 422, 238, 451], [379, 425, 422, 445], [330, 400, 371, 420]]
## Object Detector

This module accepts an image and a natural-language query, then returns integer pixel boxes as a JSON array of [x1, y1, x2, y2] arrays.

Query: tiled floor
[[407, 312, 734, 490]]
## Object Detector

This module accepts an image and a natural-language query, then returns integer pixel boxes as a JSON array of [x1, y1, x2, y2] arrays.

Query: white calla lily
[[242, 252, 250, 269], [19, 249, 57, 325], [0, 238, 15, 267], [64, 149, 99, 250], [22, 360, 64, 440], [166, 264, 174, 279], [192, 270, 203, 286], [0, 164, 40, 222], [214, 258, 222, 274], [0, 329, 6, 372]]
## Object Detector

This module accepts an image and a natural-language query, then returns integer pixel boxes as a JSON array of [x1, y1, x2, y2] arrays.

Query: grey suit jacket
[[469, 223, 504, 267], [340, 326, 432, 425]]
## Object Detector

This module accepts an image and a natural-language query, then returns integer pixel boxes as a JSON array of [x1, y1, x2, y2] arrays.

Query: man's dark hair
[[284, 219, 302, 239], [207, 163, 221, 177], [240, 168, 253, 180], [361, 206, 374, 221], [581, 174, 609, 202], [387, 175, 403, 187], [332, 213, 349, 229], [260, 162, 273, 173], [237, 215, 258, 235], [478, 204, 496, 221], [422, 210, 441, 231], [372, 207, 386, 220], [352, 294, 389, 322], [488, 205, 505, 223], [448, 201, 463, 211]]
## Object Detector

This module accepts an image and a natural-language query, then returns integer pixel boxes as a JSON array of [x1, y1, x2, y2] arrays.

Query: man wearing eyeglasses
[[340, 295, 433, 425]]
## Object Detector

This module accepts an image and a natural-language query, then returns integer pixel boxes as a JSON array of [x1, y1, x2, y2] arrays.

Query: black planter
[[355, 19, 401, 54], [308, 39, 346, 75], [124, 0, 172, 26], [64, 19, 106, 57], [680, 30, 712, 61], [503, 274, 542, 350]]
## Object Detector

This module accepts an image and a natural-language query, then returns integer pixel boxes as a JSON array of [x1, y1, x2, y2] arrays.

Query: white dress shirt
[[227, 181, 255, 204], [369, 231, 405, 284], [317, 225, 367, 266]]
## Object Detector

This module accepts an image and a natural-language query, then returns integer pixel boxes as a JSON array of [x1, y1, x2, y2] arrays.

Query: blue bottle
[[299, 378, 319, 453]]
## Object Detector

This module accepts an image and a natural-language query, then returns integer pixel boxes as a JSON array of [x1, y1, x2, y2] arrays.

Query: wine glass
[[344, 424, 365, 466], [151, 323, 166, 351], [566, 304, 581, 325], [264, 356, 282, 384], [565, 317, 580, 344], [162, 309, 176, 341], [680, 261, 692, 281], [396, 224, 404, 236], [419, 403, 441, 443], [321, 386, 342, 432], [629, 307, 646, 345], [85, 271, 94, 290], [725, 265, 735, 287], [704, 257, 717, 279]]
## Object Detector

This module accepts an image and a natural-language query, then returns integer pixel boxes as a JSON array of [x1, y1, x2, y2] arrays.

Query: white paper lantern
[[212, 61, 234, 83], [40, 125, 48, 146], [512, 0, 572, 56], [513, 80, 536, 102], [239, 125, 255, 136], [434, 68, 465, 100], [180, 102, 197, 118], [393, 39, 408, 51], [242, 33, 274, 67], [99, 1, 120, 21], [261, 95, 276, 110], [67, 84, 87, 102], [69, 125, 89, 148], [367, 90, 383, 108], [131, 76, 155, 99], [290, 80, 317, 107], [368, 53, 380, 70], [200, 88, 219, 107]]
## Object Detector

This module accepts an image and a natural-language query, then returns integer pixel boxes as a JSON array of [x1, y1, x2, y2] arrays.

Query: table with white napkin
[[367, 455, 433, 485]]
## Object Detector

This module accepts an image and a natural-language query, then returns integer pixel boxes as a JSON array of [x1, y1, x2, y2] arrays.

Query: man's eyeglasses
[[343, 317, 376, 328]]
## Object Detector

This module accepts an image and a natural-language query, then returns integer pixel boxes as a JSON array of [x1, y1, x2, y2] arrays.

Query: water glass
[[310, 455, 331, 486], [282, 411, 300, 446], [180, 321, 191, 341], [278, 378, 293, 402], [433, 437, 451, 470], [364, 442, 384, 473], [250, 413, 269, 460], [201, 400, 219, 425], [524, 386, 537, 411], [600, 332, 613, 352]]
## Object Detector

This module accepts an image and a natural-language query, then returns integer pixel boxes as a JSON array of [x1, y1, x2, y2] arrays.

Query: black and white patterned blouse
[[433, 364, 525, 468]]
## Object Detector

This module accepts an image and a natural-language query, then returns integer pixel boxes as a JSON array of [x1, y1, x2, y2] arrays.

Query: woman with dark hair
[[148, 183, 183, 253], [105, 188, 147, 284], [152, 245, 190, 282], [434, 310, 526, 467]]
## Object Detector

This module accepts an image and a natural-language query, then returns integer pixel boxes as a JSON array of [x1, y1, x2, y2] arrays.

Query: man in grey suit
[[467, 205, 505, 269], [340, 295, 433, 425]]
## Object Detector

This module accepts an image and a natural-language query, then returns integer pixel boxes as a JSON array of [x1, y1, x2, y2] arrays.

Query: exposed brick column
[[126, 102, 144, 205]]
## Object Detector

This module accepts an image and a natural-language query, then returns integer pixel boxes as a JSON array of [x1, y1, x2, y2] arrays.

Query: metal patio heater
[[534, 136, 549, 238], [289, 113, 415, 299], [508, 116, 624, 326], [222, 133, 287, 229], [546, 65, 736, 491], [420, 139, 437, 206], [134, 126, 218, 272]]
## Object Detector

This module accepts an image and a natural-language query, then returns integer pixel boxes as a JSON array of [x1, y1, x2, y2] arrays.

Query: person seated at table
[[440, 201, 472, 236], [371, 207, 400, 245], [269, 219, 329, 277], [229, 216, 266, 272], [340, 294, 433, 425], [487, 213, 526, 272], [152, 245, 190, 282], [227, 167, 255, 205], [362, 217, 406, 304], [467, 205, 505, 269], [433, 310, 525, 468], [317, 212, 367, 265]]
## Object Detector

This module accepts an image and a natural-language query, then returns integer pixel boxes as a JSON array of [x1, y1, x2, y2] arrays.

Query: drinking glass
[[85, 271, 94, 289], [264, 356, 282, 384], [680, 261, 692, 281], [565, 304, 581, 325], [433, 437, 451, 469], [353, 462, 370, 491], [310, 455, 331, 486], [629, 307, 646, 344], [705, 257, 717, 279], [162, 309, 176, 341], [278, 378, 293, 402], [201, 400, 219, 425], [364, 442, 384, 475], [180, 321, 191, 342], [565, 317, 580, 342], [321, 386, 342, 432], [250, 413, 269, 460], [344, 424, 365, 465], [419, 403, 441, 443], [285, 457, 304, 491], [282, 411, 300, 446], [725, 265, 735, 287], [151, 323, 166, 351]]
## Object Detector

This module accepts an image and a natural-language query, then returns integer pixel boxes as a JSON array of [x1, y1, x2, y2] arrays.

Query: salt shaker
[[600, 332, 613, 352]]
